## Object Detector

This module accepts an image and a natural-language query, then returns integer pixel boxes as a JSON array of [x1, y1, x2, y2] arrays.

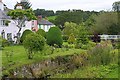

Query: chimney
[[38, 15, 42, 21]]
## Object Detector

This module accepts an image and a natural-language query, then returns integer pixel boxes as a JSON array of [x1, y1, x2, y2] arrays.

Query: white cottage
[[0, 0, 36, 42], [37, 16, 55, 32]]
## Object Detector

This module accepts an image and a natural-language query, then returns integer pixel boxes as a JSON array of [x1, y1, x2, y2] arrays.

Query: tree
[[20, 0, 32, 9], [36, 29, 46, 38], [63, 22, 78, 37], [23, 33, 45, 59], [91, 12, 118, 34], [112, 1, 120, 12], [7, 9, 37, 43], [20, 29, 33, 44], [46, 27, 63, 47]]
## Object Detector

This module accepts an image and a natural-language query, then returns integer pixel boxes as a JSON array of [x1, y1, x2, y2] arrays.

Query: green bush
[[46, 27, 63, 47], [20, 29, 33, 44], [0, 36, 2, 49], [88, 41, 114, 66], [36, 29, 46, 38], [2, 39, 10, 47], [62, 35, 69, 42], [23, 33, 45, 59], [68, 33, 76, 44]]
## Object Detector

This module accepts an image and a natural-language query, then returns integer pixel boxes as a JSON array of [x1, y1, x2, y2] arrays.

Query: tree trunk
[[16, 27, 22, 44]]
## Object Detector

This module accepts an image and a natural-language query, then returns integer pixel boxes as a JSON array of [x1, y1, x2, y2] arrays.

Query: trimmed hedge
[[36, 29, 46, 38], [46, 27, 63, 47], [20, 29, 33, 44]]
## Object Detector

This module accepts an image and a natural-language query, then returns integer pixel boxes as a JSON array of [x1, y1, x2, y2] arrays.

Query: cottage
[[0, 0, 36, 42], [37, 16, 55, 32]]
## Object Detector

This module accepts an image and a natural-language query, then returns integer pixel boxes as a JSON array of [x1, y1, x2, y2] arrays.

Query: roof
[[0, 10, 10, 19], [38, 20, 54, 25]]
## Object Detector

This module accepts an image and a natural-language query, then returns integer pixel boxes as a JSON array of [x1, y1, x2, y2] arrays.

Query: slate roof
[[0, 9, 10, 19], [38, 19, 54, 25]]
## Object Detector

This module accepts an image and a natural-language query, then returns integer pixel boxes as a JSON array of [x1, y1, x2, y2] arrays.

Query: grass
[[52, 64, 119, 78], [1, 45, 85, 74], [47, 16, 57, 21]]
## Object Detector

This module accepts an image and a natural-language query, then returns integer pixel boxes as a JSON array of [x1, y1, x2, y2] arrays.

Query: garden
[[0, 23, 119, 78]]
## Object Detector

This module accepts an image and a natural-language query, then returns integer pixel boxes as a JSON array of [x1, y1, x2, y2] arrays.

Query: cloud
[[3, 0, 116, 11]]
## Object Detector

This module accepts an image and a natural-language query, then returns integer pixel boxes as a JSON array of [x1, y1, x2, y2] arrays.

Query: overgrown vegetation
[[23, 33, 45, 59]]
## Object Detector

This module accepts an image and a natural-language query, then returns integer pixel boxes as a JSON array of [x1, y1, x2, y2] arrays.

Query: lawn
[[1, 45, 85, 74]]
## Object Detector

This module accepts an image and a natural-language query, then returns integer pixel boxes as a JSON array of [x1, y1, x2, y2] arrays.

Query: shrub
[[62, 35, 69, 42], [68, 33, 76, 44], [88, 41, 114, 66], [23, 33, 45, 59], [36, 29, 46, 38], [46, 27, 63, 47], [20, 29, 33, 44], [0, 36, 2, 49], [2, 39, 10, 47]]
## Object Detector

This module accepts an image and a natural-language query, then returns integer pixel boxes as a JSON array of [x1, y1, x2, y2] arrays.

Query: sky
[[2, 0, 118, 11]]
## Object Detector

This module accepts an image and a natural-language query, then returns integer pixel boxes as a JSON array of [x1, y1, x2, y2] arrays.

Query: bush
[[0, 36, 2, 49], [88, 41, 114, 66], [46, 27, 63, 47], [36, 29, 46, 38], [23, 33, 45, 59], [20, 29, 33, 44], [62, 35, 69, 42], [68, 33, 76, 44], [2, 39, 10, 47]]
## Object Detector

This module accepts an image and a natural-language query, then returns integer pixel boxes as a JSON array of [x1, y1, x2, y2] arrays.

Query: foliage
[[62, 35, 69, 42], [20, 29, 33, 44], [14, 0, 32, 9], [7, 9, 36, 43], [46, 27, 63, 47], [54, 10, 97, 29], [91, 12, 119, 34], [76, 24, 89, 45], [68, 33, 76, 44], [0, 36, 2, 50], [20, 0, 32, 9], [52, 64, 118, 78], [34, 9, 55, 17], [63, 22, 78, 37], [5, 20, 11, 26], [7, 9, 36, 32], [36, 29, 46, 38], [112, 1, 120, 12], [23, 33, 45, 59], [88, 41, 117, 66], [2, 39, 10, 47]]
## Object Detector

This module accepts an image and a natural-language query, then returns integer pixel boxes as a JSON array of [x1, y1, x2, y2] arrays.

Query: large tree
[[7, 9, 36, 43], [91, 12, 119, 34], [112, 1, 120, 12]]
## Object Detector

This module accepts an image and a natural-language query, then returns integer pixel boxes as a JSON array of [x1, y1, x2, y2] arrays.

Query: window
[[1, 30, 5, 39], [32, 21, 34, 26], [7, 33, 12, 41], [39, 25, 41, 29], [1, 20, 5, 26]]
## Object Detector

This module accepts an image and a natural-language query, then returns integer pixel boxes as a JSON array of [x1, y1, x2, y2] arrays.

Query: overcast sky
[[3, 0, 117, 11]]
